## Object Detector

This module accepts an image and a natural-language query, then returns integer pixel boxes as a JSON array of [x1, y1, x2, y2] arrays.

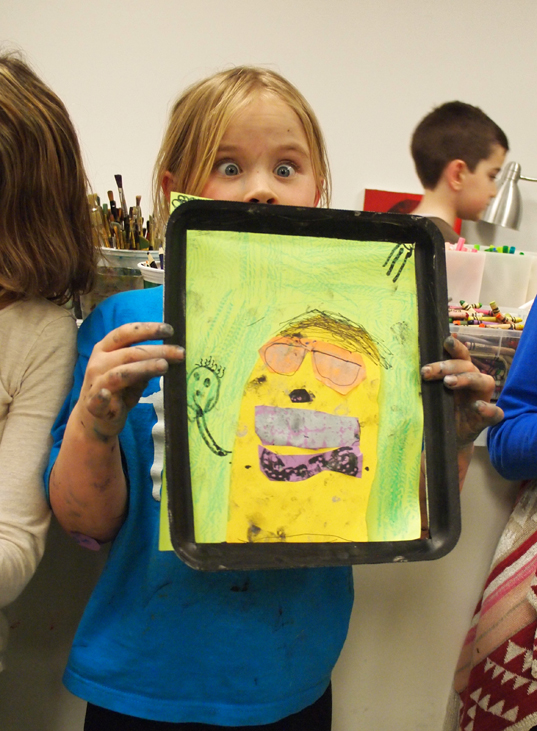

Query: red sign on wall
[[362, 189, 461, 234]]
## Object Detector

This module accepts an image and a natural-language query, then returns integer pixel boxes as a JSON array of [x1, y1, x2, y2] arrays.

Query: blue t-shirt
[[488, 300, 537, 480], [46, 287, 354, 725]]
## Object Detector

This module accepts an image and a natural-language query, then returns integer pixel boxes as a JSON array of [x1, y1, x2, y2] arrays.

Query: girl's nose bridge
[[244, 168, 276, 203]]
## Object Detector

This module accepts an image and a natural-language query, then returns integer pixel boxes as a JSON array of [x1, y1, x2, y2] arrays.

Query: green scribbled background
[[182, 230, 422, 543]]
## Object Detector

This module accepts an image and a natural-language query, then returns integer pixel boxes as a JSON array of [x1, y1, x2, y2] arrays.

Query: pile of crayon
[[449, 300, 524, 330], [89, 174, 159, 251]]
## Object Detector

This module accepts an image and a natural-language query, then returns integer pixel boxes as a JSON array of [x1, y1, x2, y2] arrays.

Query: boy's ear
[[161, 171, 179, 202], [445, 159, 468, 191]]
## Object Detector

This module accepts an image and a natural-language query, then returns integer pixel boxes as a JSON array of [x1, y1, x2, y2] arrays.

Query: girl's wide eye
[[275, 163, 296, 178], [216, 161, 240, 177]]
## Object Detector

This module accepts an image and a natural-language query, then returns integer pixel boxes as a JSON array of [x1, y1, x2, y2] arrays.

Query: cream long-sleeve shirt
[[0, 298, 77, 667]]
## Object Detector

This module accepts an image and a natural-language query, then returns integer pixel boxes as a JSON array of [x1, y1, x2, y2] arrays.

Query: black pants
[[84, 684, 332, 731]]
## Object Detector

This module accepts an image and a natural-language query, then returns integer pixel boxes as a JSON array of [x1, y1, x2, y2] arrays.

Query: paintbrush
[[115, 174, 129, 223], [107, 190, 118, 222], [135, 195, 143, 230]]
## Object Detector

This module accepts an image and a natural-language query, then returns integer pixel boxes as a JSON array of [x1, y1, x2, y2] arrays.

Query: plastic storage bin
[[445, 249, 486, 304], [450, 322, 523, 401], [480, 251, 537, 308]]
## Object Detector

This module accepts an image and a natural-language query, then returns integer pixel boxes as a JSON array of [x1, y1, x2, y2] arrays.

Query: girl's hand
[[421, 335, 504, 448], [77, 322, 184, 441]]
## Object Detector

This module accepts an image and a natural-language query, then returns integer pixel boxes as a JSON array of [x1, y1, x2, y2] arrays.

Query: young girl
[[0, 53, 96, 667], [48, 67, 502, 730]]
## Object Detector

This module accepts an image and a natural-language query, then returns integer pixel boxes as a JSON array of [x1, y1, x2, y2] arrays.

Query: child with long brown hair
[[0, 52, 96, 667], [48, 66, 501, 730]]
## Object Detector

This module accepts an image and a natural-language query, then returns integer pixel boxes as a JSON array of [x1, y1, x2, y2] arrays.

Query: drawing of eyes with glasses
[[259, 336, 367, 396], [226, 310, 391, 544]]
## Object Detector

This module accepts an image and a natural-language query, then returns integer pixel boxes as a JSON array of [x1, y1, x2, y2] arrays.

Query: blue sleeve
[[487, 301, 537, 480]]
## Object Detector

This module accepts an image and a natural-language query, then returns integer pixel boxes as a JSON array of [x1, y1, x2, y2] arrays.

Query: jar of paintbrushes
[[81, 175, 162, 317]]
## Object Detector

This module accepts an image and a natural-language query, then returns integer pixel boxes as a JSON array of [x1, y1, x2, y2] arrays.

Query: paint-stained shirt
[[45, 286, 354, 725]]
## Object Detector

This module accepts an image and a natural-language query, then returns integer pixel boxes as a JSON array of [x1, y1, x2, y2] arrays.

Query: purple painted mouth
[[255, 405, 359, 449], [259, 443, 362, 482]]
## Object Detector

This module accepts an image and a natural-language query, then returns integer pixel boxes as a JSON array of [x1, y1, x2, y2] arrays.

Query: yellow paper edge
[[160, 191, 206, 551]]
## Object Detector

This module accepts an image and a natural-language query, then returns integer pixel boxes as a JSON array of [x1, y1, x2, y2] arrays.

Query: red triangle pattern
[[459, 622, 537, 730]]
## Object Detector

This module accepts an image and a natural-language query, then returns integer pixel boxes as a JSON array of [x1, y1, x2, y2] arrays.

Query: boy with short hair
[[410, 101, 509, 242]]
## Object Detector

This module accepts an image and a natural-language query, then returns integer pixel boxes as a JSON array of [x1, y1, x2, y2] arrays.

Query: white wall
[[0, 2, 533, 729], [4, 0, 537, 249]]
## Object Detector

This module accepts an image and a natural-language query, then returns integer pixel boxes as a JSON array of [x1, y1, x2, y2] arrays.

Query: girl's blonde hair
[[152, 66, 331, 239], [0, 52, 96, 305]]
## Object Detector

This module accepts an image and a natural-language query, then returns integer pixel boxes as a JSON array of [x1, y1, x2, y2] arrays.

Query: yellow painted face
[[226, 327, 381, 543]]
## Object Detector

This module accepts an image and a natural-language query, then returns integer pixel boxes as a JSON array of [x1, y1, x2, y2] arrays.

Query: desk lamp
[[482, 161, 537, 230]]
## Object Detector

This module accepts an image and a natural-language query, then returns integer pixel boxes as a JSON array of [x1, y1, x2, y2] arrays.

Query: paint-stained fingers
[[455, 399, 504, 447], [421, 336, 477, 380], [420, 334, 504, 443], [442, 334, 472, 362], [85, 388, 119, 422], [84, 358, 170, 428], [89, 358, 171, 398], [421, 356, 480, 380], [421, 360, 480, 384], [84, 344, 184, 386], [85, 384, 147, 423], [472, 400, 504, 428], [443, 369, 495, 396], [118, 343, 184, 366], [96, 322, 175, 354]]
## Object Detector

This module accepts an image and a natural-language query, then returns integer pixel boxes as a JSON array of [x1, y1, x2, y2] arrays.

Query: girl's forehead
[[233, 90, 298, 121], [222, 92, 308, 145]]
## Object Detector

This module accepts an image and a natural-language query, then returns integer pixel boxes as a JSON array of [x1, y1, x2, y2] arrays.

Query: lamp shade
[[481, 161, 522, 230]]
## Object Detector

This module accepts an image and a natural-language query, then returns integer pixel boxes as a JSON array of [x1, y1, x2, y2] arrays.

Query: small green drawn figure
[[187, 358, 230, 457]]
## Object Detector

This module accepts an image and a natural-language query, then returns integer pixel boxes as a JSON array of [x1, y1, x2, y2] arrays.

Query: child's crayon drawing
[[187, 357, 231, 457], [162, 229, 424, 547]]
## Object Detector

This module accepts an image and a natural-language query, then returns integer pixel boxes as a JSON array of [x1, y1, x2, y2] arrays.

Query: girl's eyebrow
[[215, 143, 240, 155], [276, 143, 310, 157], [216, 142, 310, 157]]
